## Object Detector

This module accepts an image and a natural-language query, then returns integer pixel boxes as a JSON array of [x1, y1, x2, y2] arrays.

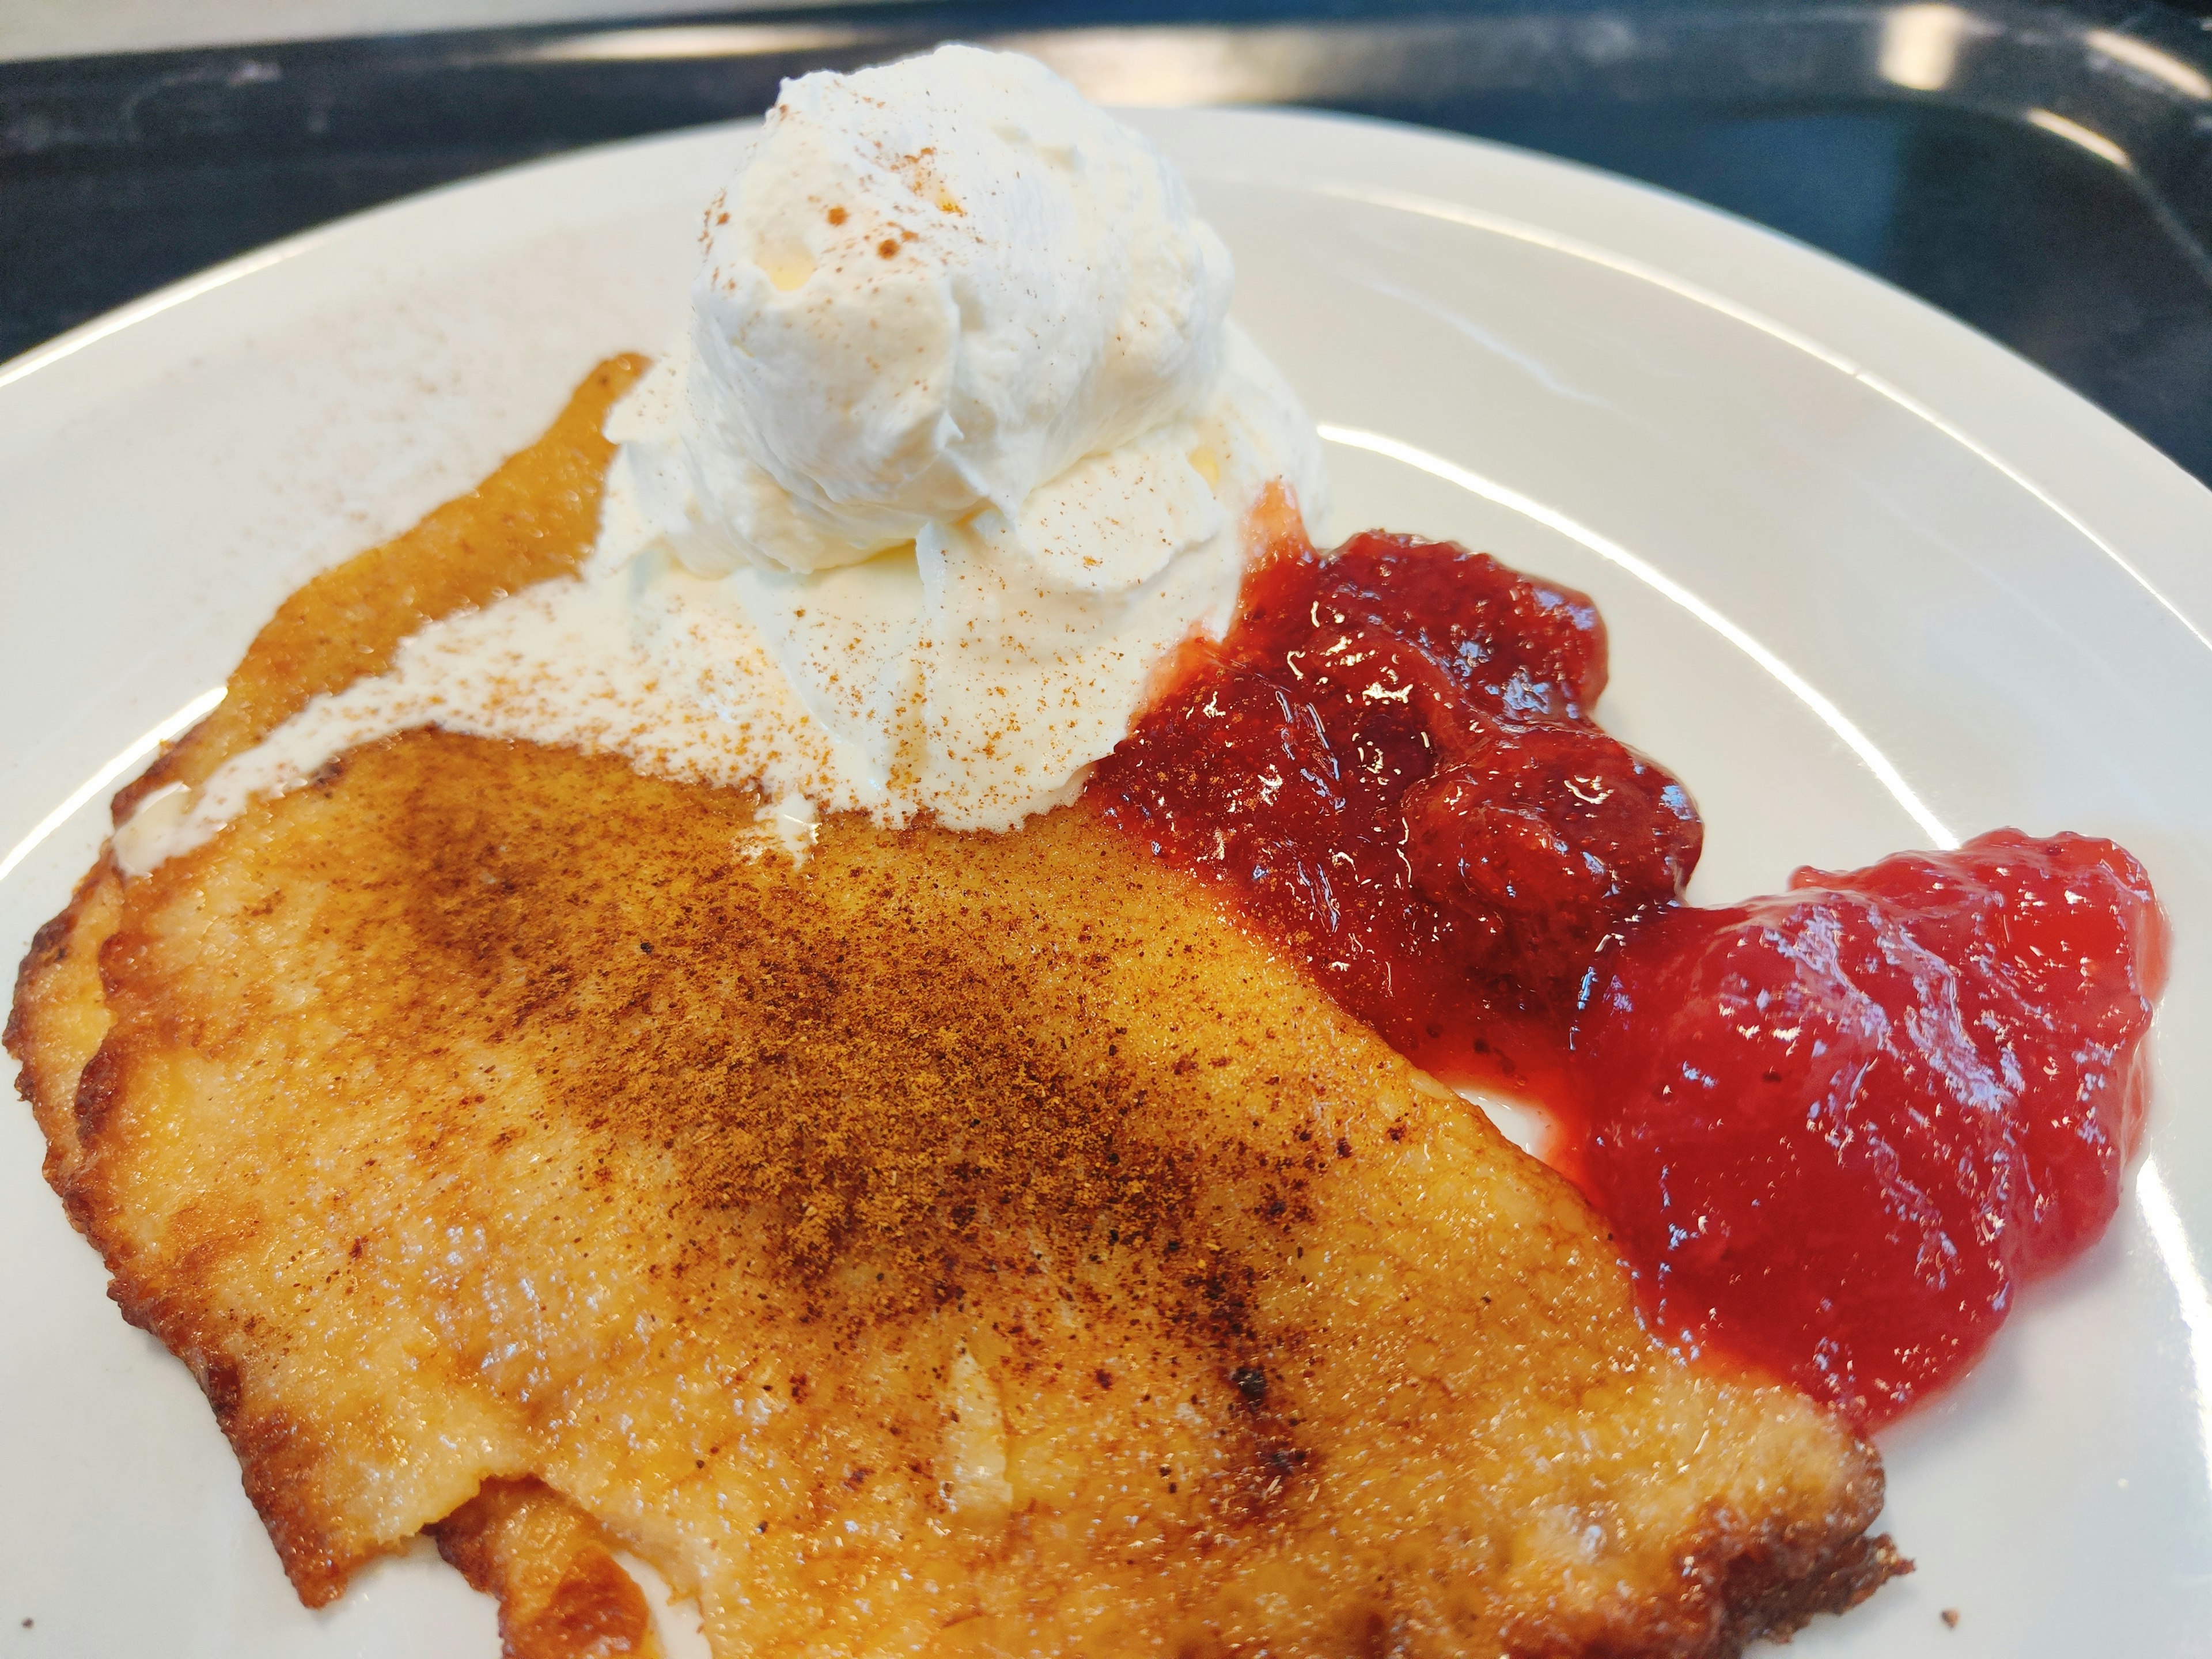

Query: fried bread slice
[[9, 361, 1903, 1657]]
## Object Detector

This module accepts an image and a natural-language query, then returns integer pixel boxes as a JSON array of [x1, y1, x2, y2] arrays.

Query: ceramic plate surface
[[3, 107, 2210, 1656]]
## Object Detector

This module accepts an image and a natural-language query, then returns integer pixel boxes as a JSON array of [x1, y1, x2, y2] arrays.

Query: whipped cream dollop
[[618, 44, 1323, 824], [638, 43, 1237, 575], [116, 46, 1325, 876]]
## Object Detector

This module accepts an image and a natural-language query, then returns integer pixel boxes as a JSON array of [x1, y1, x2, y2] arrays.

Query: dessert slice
[[10, 361, 1901, 1659]]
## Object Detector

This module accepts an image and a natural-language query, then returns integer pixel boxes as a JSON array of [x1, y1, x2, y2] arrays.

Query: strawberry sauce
[[1087, 525, 2167, 1426]]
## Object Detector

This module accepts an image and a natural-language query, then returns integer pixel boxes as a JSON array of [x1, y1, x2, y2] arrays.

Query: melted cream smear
[[112, 48, 1327, 876], [116, 330, 1319, 877]]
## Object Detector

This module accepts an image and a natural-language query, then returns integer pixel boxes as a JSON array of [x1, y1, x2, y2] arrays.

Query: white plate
[[3, 107, 2210, 1656]]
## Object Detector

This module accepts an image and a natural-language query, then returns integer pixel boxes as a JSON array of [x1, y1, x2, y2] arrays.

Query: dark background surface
[[5, 0, 2211, 485]]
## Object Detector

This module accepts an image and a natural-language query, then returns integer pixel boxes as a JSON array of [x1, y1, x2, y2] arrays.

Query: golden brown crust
[[6, 857, 122, 1192], [436, 1480, 662, 1659], [1502, 1506, 1908, 1656], [7, 361, 1907, 1656], [113, 352, 646, 818], [28, 730, 1899, 1653]]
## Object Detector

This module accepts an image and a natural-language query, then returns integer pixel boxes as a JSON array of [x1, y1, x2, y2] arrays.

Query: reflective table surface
[[4, 0, 2211, 485]]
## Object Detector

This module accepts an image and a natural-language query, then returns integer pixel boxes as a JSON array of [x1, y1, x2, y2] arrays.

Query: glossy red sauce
[[1090, 527, 1701, 1094], [1573, 832, 2164, 1423], [1088, 522, 2167, 1426]]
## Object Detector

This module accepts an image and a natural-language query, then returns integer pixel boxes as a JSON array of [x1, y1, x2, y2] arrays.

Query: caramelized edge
[[436, 1479, 665, 1659], [112, 352, 647, 820]]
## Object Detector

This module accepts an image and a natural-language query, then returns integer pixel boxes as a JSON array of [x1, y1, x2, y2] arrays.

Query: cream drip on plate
[[114, 46, 1326, 877]]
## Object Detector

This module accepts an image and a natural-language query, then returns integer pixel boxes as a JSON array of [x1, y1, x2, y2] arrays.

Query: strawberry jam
[[1573, 832, 2165, 1423], [1089, 529, 1700, 1088], [1088, 524, 2167, 1427]]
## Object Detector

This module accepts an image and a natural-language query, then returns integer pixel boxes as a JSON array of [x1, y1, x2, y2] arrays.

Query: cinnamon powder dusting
[[368, 732, 1323, 1370]]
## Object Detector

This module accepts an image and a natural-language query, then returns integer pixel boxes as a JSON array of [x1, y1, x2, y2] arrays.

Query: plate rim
[[10, 100, 2209, 665], [3, 96, 2209, 1655]]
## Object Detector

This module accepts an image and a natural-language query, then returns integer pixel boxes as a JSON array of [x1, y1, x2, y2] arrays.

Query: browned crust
[[194, 1355, 357, 1607], [12, 900, 352, 1604], [435, 1480, 662, 1659], [113, 351, 647, 819], [1502, 1506, 1907, 1658], [5, 856, 121, 1191], [1709, 1524, 1907, 1653], [13, 876, 362, 1604]]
